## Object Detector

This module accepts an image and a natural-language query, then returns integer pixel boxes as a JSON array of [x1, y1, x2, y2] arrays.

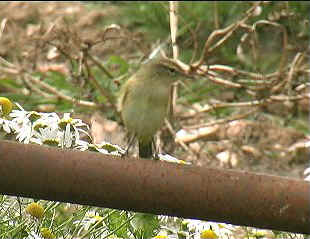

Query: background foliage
[[0, 2, 309, 238]]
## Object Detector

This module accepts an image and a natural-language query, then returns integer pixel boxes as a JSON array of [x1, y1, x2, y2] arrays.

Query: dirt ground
[[0, 2, 309, 181]]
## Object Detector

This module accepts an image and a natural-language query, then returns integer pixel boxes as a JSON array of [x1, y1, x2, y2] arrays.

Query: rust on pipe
[[0, 140, 309, 234]]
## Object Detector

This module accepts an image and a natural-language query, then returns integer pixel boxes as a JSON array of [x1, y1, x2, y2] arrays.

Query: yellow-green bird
[[118, 58, 183, 158]]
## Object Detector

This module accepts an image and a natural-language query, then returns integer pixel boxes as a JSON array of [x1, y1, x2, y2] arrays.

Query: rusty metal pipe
[[0, 140, 309, 234]]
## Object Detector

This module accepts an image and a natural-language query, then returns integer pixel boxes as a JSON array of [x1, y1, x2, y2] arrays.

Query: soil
[[1, 2, 309, 182]]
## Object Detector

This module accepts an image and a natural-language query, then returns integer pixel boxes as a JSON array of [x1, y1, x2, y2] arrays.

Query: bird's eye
[[167, 68, 176, 74]]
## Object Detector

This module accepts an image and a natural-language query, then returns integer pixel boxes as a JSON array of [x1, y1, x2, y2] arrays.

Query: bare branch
[[25, 73, 97, 108], [183, 109, 259, 130], [169, 1, 179, 59]]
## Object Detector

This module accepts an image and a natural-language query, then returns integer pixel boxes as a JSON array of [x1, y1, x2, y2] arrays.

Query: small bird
[[118, 58, 182, 158]]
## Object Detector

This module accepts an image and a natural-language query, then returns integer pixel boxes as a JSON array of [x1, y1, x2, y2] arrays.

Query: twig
[[183, 108, 259, 130], [83, 48, 118, 114], [269, 93, 310, 101], [271, 53, 304, 94], [164, 118, 197, 156], [169, 1, 179, 60], [195, 2, 262, 67], [0, 56, 17, 69], [285, 52, 304, 94], [189, 22, 200, 64], [22, 76, 54, 99], [0, 18, 7, 40], [0, 65, 19, 75], [252, 20, 288, 82], [207, 74, 243, 88], [25, 73, 97, 108], [213, 2, 219, 29], [179, 93, 310, 120], [87, 54, 114, 79]]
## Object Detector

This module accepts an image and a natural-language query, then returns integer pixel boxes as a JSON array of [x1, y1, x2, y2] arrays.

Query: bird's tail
[[139, 140, 152, 158]]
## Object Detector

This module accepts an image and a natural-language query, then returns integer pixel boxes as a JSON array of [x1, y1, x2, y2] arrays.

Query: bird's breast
[[121, 80, 170, 141]]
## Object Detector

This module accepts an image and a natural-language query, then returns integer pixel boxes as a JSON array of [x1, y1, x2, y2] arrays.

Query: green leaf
[[0, 77, 22, 89], [107, 55, 129, 76], [130, 213, 159, 239], [104, 210, 129, 238]]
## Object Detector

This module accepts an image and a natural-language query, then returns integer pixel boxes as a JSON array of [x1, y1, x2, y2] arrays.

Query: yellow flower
[[200, 229, 218, 239], [153, 235, 168, 239], [25, 202, 44, 219], [153, 231, 168, 238], [92, 215, 104, 223], [0, 97, 13, 117], [40, 227, 56, 239]]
